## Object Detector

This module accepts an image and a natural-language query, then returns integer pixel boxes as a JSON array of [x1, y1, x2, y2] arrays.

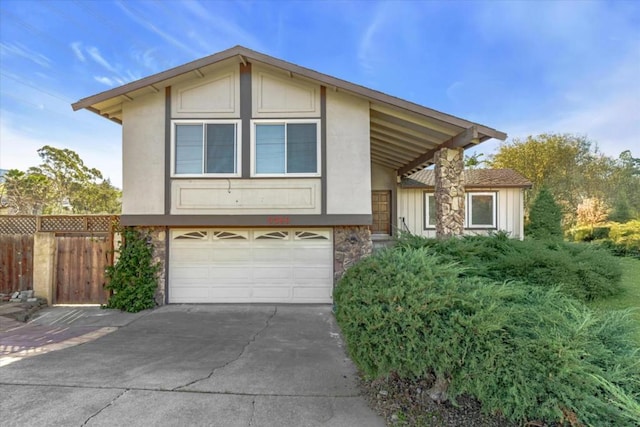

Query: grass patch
[[589, 257, 640, 344]]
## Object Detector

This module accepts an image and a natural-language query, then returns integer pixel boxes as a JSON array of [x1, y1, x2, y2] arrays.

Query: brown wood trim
[[72, 46, 506, 141], [397, 126, 477, 177], [121, 214, 372, 227], [164, 86, 171, 215], [240, 62, 252, 177]]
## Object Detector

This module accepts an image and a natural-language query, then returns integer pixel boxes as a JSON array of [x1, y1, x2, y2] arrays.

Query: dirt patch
[[359, 372, 520, 427]]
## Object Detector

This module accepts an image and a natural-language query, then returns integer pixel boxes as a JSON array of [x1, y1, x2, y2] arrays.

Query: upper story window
[[424, 192, 497, 229], [251, 120, 320, 177], [173, 120, 241, 176]]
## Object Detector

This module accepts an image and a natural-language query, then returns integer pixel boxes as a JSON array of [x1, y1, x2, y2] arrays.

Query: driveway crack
[[81, 388, 128, 426], [173, 306, 278, 391], [248, 397, 256, 426]]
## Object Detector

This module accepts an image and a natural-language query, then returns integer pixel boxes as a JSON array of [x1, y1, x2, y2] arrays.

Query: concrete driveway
[[0, 305, 385, 427]]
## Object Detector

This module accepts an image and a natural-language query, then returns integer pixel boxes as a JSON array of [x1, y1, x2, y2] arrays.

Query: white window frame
[[424, 193, 436, 229], [423, 191, 498, 229], [171, 119, 242, 178], [466, 192, 497, 229], [250, 119, 321, 177]]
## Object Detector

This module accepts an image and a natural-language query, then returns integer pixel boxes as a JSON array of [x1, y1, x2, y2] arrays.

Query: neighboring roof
[[72, 45, 507, 176], [402, 168, 533, 188]]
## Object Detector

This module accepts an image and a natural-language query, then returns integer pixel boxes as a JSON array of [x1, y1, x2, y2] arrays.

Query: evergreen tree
[[527, 187, 563, 239]]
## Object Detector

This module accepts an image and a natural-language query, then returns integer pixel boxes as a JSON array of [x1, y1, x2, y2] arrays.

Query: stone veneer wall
[[333, 226, 373, 283], [138, 226, 168, 306], [434, 147, 465, 238]]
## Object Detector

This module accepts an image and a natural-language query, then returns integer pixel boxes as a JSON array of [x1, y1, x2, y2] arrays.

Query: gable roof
[[72, 45, 507, 176], [402, 168, 532, 188]]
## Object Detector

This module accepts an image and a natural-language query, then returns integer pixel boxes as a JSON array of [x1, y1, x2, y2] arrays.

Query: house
[[72, 45, 512, 305], [399, 169, 532, 239]]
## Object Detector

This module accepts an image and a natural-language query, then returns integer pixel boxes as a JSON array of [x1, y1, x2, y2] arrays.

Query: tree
[[527, 187, 563, 240], [1, 169, 52, 214], [2, 146, 121, 214], [489, 133, 638, 226]]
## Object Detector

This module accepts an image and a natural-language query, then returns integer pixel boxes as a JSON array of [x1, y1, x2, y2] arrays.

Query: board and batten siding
[[397, 187, 525, 239]]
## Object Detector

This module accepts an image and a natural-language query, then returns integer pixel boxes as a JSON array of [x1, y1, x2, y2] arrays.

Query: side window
[[467, 192, 497, 228], [424, 193, 436, 229]]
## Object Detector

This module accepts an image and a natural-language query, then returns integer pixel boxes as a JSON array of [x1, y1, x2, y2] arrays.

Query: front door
[[371, 191, 391, 235]]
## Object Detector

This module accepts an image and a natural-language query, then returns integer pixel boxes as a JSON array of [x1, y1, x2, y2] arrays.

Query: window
[[173, 121, 240, 176], [424, 193, 436, 228], [468, 192, 497, 228], [424, 192, 497, 229], [252, 120, 320, 176]]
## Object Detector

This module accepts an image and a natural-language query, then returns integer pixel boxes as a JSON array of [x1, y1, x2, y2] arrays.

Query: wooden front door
[[371, 191, 391, 235]]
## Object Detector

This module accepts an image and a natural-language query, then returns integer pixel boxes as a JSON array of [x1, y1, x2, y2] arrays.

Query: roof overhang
[[72, 45, 507, 177]]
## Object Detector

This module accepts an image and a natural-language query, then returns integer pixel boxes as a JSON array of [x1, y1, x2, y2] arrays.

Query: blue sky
[[1, 0, 638, 188]]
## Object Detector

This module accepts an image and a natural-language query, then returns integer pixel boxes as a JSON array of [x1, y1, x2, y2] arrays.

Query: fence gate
[[55, 234, 111, 304], [0, 234, 34, 294]]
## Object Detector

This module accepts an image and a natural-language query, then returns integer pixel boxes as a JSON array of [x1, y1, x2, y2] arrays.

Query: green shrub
[[334, 247, 640, 426], [527, 187, 563, 239], [567, 220, 640, 259], [105, 227, 160, 313], [395, 233, 622, 301]]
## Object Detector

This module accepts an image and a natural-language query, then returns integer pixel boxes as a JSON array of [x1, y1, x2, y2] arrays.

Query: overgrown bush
[[105, 227, 160, 313], [395, 233, 623, 301], [334, 247, 640, 426]]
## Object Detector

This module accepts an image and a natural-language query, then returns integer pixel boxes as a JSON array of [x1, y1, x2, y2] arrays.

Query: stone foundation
[[333, 226, 373, 283], [137, 226, 167, 306], [435, 147, 465, 238]]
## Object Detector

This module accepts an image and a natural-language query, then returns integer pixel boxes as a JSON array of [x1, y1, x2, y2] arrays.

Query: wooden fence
[[0, 215, 117, 303]]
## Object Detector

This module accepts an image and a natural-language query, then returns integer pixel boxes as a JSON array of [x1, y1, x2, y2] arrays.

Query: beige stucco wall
[[397, 187, 525, 239], [171, 178, 321, 215], [32, 232, 55, 304], [371, 163, 396, 190], [171, 64, 240, 119], [326, 90, 371, 215], [122, 91, 166, 215], [252, 65, 321, 118]]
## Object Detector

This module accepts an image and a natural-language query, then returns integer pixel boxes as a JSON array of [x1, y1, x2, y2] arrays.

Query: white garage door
[[169, 229, 333, 303]]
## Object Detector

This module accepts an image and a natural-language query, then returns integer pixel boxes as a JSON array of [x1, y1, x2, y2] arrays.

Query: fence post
[[33, 232, 56, 305]]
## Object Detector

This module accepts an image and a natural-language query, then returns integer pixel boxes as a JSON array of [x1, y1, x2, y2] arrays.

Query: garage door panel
[[170, 228, 333, 303], [172, 248, 209, 262], [251, 287, 291, 299], [292, 286, 332, 300], [172, 266, 209, 280], [294, 266, 333, 280], [208, 266, 253, 280]]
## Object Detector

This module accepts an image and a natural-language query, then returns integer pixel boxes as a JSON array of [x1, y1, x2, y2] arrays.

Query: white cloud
[[357, 4, 389, 74], [0, 42, 51, 68], [94, 76, 115, 86], [87, 46, 118, 73], [116, 1, 202, 58], [70, 41, 85, 62]]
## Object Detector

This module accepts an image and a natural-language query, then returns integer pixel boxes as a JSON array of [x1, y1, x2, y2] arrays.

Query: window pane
[[427, 195, 436, 226], [175, 125, 203, 174], [470, 194, 494, 226], [206, 124, 235, 173], [256, 124, 285, 174], [287, 123, 317, 173]]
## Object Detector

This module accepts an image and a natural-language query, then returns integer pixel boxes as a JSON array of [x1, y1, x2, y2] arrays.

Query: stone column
[[138, 226, 167, 306], [333, 226, 373, 283], [434, 147, 465, 238]]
